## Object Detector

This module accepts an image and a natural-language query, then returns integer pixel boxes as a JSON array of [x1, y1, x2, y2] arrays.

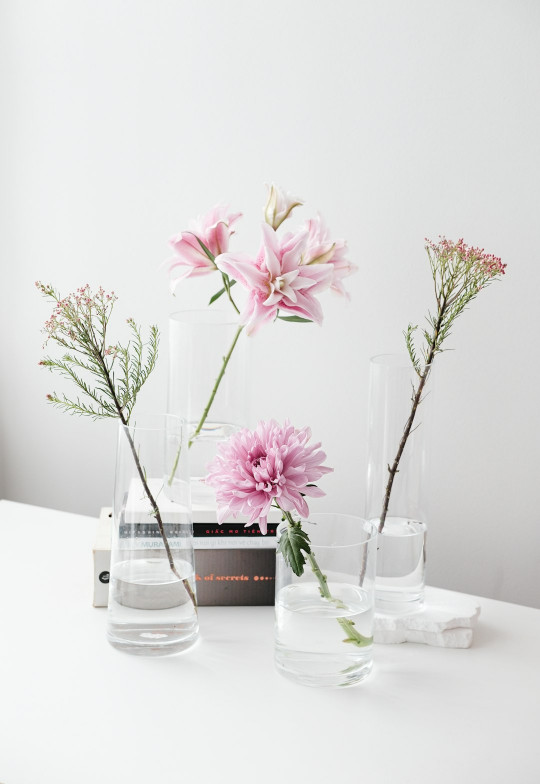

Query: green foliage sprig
[[36, 282, 197, 609], [37, 282, 158, 424], [404, 237, 506, 376]]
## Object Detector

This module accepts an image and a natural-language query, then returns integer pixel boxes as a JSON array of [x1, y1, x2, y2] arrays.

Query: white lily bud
[[263, 183, 303, 230]]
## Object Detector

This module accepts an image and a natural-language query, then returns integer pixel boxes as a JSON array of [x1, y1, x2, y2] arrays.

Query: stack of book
[[93, 494, 278, 607]]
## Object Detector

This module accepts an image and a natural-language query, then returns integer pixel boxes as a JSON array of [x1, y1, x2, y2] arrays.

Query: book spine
[[192, 522, 278, 538], [193, 537, 276, 550], [117, 522, 278, 543]]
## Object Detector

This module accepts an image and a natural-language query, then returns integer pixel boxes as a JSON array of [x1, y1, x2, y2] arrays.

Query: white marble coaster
[[374, 586, 481, 648]]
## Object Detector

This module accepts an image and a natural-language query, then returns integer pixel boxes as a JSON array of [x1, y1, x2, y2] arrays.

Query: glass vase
[[366, 354, 431, 614], [106, 414, 199, 656], [168, 309, 247, 507], [274, 514, 377, 688]]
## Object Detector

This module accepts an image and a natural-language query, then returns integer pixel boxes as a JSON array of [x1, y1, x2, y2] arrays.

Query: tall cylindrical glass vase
[[106, 414, 198, 656], [169, 310, 247, 507], [366, 354, 431, 614]]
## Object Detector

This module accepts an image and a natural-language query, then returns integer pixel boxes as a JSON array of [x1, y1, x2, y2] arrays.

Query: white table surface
[[1, 499, 539, 784]]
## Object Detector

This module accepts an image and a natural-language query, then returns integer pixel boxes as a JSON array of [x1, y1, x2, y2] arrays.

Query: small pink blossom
[[425, 236, 506, 281], [37, 282, 117, 347], [301, 215, 357, 297], [206, 420, 332, 534], [216, 223, 333, 335], [166, 205, 242, 292], [263, 183, 303, 230]]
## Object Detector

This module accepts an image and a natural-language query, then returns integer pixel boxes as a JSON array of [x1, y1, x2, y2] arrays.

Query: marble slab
[[374, 586, 481, 648]]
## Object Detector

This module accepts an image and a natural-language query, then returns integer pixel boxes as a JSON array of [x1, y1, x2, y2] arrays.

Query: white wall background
[[2, 0, 539, 608]]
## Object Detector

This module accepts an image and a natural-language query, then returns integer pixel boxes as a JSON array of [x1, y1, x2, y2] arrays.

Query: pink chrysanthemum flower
[[166, 205, 242, 292], [205, 420, 333, 534]]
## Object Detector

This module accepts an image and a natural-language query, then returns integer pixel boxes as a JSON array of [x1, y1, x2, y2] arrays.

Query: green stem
[[188, 324, 244, 448], [222, 273, 240, 314], [282, 511, 372, 648], [167, 439, 182, 486]]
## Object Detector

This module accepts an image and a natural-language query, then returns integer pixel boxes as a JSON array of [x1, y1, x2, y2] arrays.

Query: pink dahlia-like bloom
[[205, 420, 333, 534], [216, 222, 333, 335], [301, 215, 357, 297], [166, 205, 242, 292]]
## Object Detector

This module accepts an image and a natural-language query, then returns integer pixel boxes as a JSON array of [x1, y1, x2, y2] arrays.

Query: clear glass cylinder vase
[[168, 310, 247, 507], [106, 414, 199, 656], [366, 354, 431, 614], [274, 514, 377, 688]]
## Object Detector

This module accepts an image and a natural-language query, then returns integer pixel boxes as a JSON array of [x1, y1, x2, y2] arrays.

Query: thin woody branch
[[378, 238, 505, 533]]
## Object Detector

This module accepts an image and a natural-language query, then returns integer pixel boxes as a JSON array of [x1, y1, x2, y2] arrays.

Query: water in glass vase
[[274, 582, 373, 687], [107, 556, 198, 656], [374, 516, 426, 613]]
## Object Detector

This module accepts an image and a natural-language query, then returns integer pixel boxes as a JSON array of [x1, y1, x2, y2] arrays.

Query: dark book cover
[[194, 549, 276, 606]]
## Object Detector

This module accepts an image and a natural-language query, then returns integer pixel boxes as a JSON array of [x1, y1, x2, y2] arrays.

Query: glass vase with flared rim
[[106, 413, 199, 656]]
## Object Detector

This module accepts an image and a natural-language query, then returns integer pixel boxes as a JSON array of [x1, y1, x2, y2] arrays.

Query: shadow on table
[[469, 620, 510, 649]]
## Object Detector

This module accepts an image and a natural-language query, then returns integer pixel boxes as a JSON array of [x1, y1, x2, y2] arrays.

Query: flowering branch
[[378, 238, 506, 533], [36, 282, 197, 610], [165, 185, 357, 447], [37, 284, 158, 421]]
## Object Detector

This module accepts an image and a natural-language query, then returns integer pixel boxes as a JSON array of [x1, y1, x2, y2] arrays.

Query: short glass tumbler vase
[[274, 514, 377, 688], [168, 309, 247, 507], [366, 354, 431, 614], [106, 414, 199, 656]]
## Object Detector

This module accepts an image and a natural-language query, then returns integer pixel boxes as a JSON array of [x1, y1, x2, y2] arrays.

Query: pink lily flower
[[302, 215, 357, 297], [216, 223, 333, 335], [166, 205, 242, 292]]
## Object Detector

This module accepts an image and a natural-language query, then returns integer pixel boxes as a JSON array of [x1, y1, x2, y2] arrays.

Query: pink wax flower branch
[[378, 237, 506, 533], [206, 420, 371, 647], [165, 185, 357, 446], [36, 282, 197, 610]]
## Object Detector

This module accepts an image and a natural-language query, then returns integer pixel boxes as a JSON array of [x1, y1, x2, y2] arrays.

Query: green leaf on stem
[[208, 279, 237, 306], [277, 315, 313, 323], [404, 323, 422, 377], [277, 521, 311, 577], [195, 236, 216, 263]]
